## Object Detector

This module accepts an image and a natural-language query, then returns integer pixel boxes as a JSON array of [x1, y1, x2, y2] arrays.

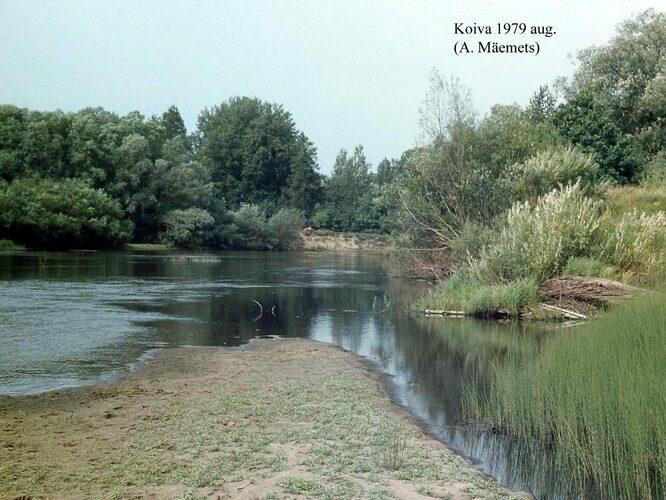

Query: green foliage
[[195, 97, 321, 214], [475, 104, 561, 174], [467, 183, 605, 282], [467, 294, 666, 498], [573, 9, 666, 138], [418, 275, 538, 317], [641, 152, 666, 186], [0, 177, 132, 249], [551, 91, 640, 182], [562, 256, 618, 279], [0, 239, 23, 251], [223, 205, 304, 250], [601, 208, 666, 276], [508, 147, 601, 201], [448, 221, 495, 264], [526, 85, 556, 123], [313, 145, 387, 233], [160, 208, 215, 248]]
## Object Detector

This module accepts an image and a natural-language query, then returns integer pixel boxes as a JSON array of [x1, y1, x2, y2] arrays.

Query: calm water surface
[[0, 250, 564, 497]]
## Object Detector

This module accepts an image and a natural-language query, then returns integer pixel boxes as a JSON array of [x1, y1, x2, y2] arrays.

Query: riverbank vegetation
[[409, 10, 666, 319], [464, 294, 666, 498]]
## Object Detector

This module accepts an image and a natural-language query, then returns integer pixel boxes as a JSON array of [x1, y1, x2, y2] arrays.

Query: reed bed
[[465, 294, 666, 498]]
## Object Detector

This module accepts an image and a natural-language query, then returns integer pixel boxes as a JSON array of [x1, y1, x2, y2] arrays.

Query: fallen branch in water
[[424, 309, 466, 317], [252, 300, 263, 321], [540, 303, 588, 320]]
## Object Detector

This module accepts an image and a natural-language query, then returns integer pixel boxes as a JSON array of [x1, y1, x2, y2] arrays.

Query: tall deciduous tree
[[195, 97, 321, 213]]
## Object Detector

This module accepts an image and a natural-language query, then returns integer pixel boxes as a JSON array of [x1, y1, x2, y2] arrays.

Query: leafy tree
[[314, 145, 381, 232], [475, 104, 561, 174], [161, 105, 187, 140], [0, 177, 132, 249], [572, 9, 666, 134], [195, 97, 321, 213], [551, 91, 640, 182], [527, 85, 556, 123]]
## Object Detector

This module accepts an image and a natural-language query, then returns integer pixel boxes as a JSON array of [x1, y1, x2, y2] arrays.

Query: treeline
[[1, 10, 664, 255], [0, 97, 395, 250]]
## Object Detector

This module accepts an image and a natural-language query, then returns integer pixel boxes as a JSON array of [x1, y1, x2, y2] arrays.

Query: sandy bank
[[0, 339, 524, 499]]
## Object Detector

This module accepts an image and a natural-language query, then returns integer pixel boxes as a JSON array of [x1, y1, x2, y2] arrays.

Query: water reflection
[[0, 250, 563, 497]]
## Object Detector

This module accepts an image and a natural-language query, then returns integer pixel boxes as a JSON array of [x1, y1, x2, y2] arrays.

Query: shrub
[[509, 146, 601, 202], [449, 221, 495, 263], [266, 208, 304, 250], [640, 152, 666, 186], [222, 205, 304, 250], [0, 238, 23, 251], [466, 182, 605, 282], [0, 177, 132, 249], [227, 204, 269, 249], [160, 208, 215, 248], [601, 208, 666, 275]]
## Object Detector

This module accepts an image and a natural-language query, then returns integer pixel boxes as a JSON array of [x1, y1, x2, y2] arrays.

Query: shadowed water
[[0, 250, 567, 498]]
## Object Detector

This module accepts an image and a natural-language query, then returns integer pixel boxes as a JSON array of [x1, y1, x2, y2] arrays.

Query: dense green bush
[[0, 177, 132, 249], [265, 208, 305, 250], [223, 205, 304, 250], [508, 147, 601, 201], [466, 182, 605, 282], [160, 208, 215, 248], [601, 208, 666, 275], [562, 256, 618, 279]]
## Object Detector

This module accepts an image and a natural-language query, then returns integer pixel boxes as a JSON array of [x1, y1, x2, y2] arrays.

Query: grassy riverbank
[[0, 339, 521, 499], [465, 295, 666, 498]]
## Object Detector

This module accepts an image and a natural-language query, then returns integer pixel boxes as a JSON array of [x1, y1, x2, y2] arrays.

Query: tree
[[161, 105, 187, 139], [572, 9, 666, 133], [0, 105, 28, 181], [527, 85, 556, 123], [195, 97, 321, 213], [571, 9, 666, 160], [314, 145, 381, 232], [475, 104, 561, 174], [418, 69, 476, 145], [0, 177, 132, 249], [551, 91, 640, 182]]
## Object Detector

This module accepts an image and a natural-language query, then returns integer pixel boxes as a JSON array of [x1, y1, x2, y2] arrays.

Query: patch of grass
[[417, 275, 538, 317], [373, 419, 409, 470], [563, 256, 619, 279], [607, 184, 666, 219], [0, 238, 24, 251], [125, 243, 171, 251], [466, 294, 666, 498]]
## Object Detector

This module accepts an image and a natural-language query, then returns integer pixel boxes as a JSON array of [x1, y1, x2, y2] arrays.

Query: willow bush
[[463, 182, 605, 282]]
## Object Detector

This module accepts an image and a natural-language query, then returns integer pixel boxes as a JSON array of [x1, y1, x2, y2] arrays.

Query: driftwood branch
[[540, 304, 588, 320]]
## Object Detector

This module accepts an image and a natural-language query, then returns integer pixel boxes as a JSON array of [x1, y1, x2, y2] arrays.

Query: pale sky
[[0, 0, 661, 173]]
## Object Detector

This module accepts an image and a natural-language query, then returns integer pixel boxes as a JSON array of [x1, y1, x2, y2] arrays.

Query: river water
[[0, 250, 564, 497]]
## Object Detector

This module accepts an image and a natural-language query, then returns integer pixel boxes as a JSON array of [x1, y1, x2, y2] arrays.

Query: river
[[0, 249, 565, 498]]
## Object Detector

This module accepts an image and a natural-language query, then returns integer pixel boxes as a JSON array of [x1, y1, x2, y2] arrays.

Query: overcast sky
[[0, 0, 661, 173]]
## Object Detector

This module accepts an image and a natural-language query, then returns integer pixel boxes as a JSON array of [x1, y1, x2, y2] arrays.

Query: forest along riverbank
[[0, 339, 525, 500]]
